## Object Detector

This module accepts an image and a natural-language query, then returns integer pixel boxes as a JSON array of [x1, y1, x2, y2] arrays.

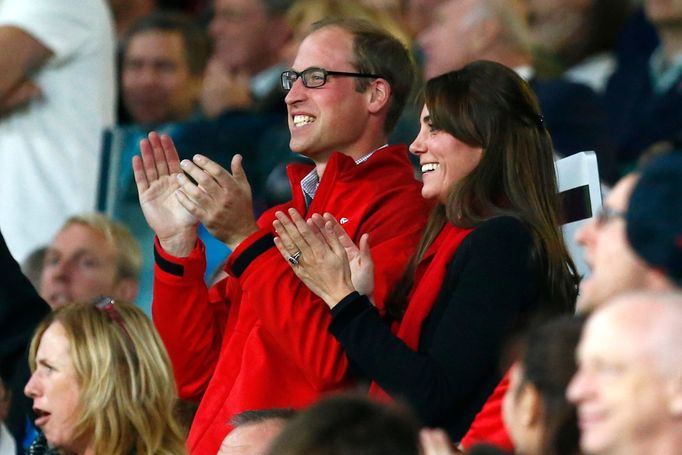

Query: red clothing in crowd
[[152, 145, 430, 454], [461, 373, 513, 451]]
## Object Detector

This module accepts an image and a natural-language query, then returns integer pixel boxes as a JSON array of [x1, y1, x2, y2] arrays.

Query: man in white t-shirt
[[0, 0, 116, 262]]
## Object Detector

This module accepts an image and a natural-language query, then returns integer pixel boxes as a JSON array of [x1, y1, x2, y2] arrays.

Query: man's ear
[[367, 78, 391, 115], [114, 278, 139, 303]]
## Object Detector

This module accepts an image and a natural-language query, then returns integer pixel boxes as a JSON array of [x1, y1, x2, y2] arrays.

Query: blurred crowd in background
[[0, 0, 681, 454]]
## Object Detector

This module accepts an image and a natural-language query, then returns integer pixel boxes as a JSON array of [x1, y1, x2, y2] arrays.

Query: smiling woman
[[24, 301, 187, 455]]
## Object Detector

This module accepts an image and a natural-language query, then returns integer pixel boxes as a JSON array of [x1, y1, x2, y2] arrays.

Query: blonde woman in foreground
[[24, 300, 187, 455]]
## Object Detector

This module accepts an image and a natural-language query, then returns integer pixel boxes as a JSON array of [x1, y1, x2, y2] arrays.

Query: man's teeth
[[293, 115, 316, 127], [421, 163, 439, 173]]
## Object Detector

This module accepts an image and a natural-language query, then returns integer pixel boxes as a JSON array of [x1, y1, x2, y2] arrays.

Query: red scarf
[[369, 223, 474, 398]]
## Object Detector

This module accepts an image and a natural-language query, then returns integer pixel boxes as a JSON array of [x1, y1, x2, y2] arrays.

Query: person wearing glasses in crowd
[[133, 18, 429, 454], [574, 151, 682, 314], [24, 299, 187, 455], [272, 60, 579, 448], [545, 152, 682, 455]]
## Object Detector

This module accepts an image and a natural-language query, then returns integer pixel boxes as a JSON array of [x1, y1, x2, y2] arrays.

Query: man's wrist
[[226, 224, 259, 250], [158, 230, 197, 257]]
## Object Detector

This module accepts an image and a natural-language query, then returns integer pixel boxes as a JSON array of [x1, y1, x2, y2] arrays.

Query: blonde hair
[[28, 301, 187, 455], [62, 213, 142, 281]]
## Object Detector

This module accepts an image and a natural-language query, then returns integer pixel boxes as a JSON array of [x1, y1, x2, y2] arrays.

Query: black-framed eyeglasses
[[594, 206, 626, 227], [280, 67, 383, 91], [93, 296, 133, 342]]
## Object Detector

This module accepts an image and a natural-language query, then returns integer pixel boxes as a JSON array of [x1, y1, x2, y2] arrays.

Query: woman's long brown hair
[[385, 60, 579, 321]]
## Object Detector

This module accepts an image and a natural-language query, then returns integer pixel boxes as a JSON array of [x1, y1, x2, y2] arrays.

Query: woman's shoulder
[[468, 216, 532, 244], [450, 216, 535, 266], [450, 216, 538, 279]]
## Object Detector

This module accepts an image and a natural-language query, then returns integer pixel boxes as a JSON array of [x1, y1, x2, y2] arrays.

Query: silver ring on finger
[[287, 250, 302, 266]]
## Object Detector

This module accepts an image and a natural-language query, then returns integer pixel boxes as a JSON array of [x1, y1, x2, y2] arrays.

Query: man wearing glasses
[[133, 18, 429, 455], [567, 151, 682, 455], [575, 152, 682, 313]]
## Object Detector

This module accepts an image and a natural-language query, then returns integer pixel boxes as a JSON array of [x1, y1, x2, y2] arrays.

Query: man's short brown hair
[[311, 18, 416, 134]]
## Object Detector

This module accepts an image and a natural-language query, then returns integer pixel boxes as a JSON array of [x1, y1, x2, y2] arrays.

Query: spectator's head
[[417, 0, 532, 79], [283, 18, 415, 161], [265, 395, 420, 455], [24, 300, 185, 455], [503, 316, 583, 455], [575, 153, 682, 312], [645, 0, 682, 28], [567, 291, 682, 455], [574, 174, 644, 312], [121, 12, 210, 126], [39, 214, 142, 310], [405, 0, 448, 36], [218, 409, 296, 455], [527, 0, 631, 69], [209, 0, 294, 75]]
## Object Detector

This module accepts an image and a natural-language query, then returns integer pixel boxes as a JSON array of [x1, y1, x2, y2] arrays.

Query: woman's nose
[[409, 134, 426, 156], [24, 372, 40, 399]]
